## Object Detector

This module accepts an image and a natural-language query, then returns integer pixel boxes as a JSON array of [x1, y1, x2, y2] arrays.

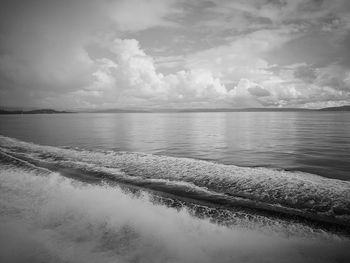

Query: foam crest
[[1, 135, 349, 227]]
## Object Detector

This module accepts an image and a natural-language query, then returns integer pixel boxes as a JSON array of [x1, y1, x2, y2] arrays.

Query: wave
[[0, 135, 350, 229], [1, 163, 350, 263]]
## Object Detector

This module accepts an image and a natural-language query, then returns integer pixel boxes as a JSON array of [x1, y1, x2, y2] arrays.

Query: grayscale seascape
[[1, 1, 350, 263]]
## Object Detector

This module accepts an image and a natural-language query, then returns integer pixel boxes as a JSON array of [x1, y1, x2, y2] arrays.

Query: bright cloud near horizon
[[0, 0, 350, 109]]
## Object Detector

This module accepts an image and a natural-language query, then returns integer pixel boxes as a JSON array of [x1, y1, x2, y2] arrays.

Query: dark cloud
[[337, 32, 350, 68], [294, 66, 317, 83], [248, 86, 271, 97]]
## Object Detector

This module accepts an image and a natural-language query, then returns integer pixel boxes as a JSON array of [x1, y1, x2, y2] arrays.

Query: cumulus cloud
[[185, 29, 294, 82], [57, 38, 238, 108], [0, 0, 349, 109], [248, 86, 271, 97]]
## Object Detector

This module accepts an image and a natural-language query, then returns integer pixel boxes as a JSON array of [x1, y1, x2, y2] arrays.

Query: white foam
[[0, 165, 349, 263], [1, 135, 349, 225]]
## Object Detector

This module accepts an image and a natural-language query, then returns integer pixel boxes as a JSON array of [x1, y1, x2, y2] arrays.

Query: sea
[[0, 112, 349, 263]]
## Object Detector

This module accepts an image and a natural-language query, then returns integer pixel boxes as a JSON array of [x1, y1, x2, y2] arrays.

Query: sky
[[0, 0, 350, 109]]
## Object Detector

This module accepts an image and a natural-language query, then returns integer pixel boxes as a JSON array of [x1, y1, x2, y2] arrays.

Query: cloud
[[184, 28, 295, 82], [41, 38, 237, 109], [107, 0, 180, 31], [254, 63, 350, 108], [0, 0, 181, 108], [248, 85, 271, 97], [0, 0, 349, 109], [43, 37, 280, 109], [83, 39, 241, 108], [204, 0, 350, 29], [293, 65, 317, 83]]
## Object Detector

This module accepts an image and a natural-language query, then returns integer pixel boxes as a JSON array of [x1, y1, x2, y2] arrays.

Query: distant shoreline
[[0, 109, 74, 115], [1, 105, 349, 114]]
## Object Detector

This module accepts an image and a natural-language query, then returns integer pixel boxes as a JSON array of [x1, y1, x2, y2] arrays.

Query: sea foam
[[1, 135, 349, 227], [0, 165, 349, 263]]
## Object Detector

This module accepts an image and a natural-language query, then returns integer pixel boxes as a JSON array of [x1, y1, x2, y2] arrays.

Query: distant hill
[[177, 108, 312, 112], [318, 105, 350, 111], [1, 106, 349, 114], [88, 106, 350, 113], [0, 109, 73, 114], [89, 109, 149, 113], [87, 107, 312, 113]]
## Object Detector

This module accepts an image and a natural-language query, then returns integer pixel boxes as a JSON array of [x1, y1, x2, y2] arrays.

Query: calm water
[[0, 112, 349, 180]]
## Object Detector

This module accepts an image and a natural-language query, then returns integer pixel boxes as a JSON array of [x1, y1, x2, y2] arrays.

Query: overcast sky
[[0, 0, 350, 109]]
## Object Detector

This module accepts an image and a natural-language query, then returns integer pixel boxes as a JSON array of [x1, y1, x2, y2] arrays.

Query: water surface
[[1, 112, 350, 263], [1, 112, 349, 180]]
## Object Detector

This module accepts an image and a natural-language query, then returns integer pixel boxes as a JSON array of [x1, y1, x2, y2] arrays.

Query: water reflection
[[0, 112, 349, 180]]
